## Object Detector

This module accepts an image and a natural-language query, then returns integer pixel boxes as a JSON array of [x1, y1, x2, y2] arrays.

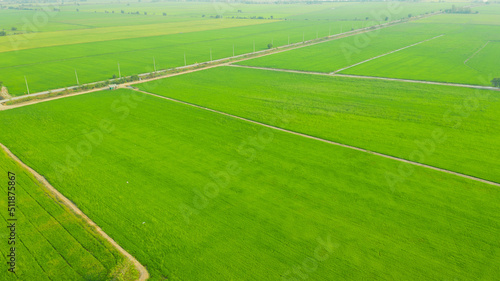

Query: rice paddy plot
[[235, 23, 457, 74], [0, 89, 499, 280], [342, 23, 500, 85], [136, 66, 500, 184]]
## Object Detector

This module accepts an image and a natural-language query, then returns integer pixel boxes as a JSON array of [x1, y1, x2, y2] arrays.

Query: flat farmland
[[136, 66, 500, 183], [0, 147, 137, 280], [1, 19, 376, 96], [288, 2, 464, 20], [0, 89, 499, 280], [236, 23, 457, 73], [342, 22, 500, 85], [467, 41, 500, 75]]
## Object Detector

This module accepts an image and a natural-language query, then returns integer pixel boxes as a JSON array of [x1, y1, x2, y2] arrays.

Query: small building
[[109, 84, 118, 90]]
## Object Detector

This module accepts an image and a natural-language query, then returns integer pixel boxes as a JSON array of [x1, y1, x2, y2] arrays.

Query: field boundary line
[[0, 143, 150, 281], [330, 34, 444, 74], [230, 64, 500, 91], [132, 88, 500, 188], [464, 40, 490, 64]]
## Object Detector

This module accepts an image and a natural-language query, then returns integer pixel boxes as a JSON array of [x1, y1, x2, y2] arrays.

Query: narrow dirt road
[[132, 88, 500, 188], [0, 143, 150, 281]]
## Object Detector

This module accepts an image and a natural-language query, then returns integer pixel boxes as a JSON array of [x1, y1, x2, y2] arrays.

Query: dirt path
[[0, 143, 150, 281], [132, 88, 500, 188], [230, 64, 500, 91], [330, 34, 444, 74]]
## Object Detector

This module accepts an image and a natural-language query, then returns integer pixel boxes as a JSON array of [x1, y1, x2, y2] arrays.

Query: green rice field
[[136, 66, 500, 183], [0, 89, 499, 280], [2, 2, 499, 280]]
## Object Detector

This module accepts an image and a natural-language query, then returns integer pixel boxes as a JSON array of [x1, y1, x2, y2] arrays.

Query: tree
[[0, 31, 6, 36], [11, 27, 17, 31], [408, 14, 412, 18], [385, 16, 389, 21], [163, 12, 167, 16], [267, 43, 273, 49], [491, 78, 500, 88]]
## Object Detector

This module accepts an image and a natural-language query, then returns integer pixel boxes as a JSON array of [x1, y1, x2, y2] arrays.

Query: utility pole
[[118, 62, 121, 78], [75, 69, 79, 85], [24, 76, 30, 95]]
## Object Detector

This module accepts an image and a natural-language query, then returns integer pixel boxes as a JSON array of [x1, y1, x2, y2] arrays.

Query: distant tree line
[[444, 5, 475, 14], [491, 78, 500, 88]]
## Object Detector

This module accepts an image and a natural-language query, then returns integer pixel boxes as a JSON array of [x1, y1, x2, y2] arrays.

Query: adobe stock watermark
[[9, 2, 61, 51], [281, 234, 339, 281], [386, 76, 493, 191], [179, 106, 295, 224], [50, 91, 146, 181]]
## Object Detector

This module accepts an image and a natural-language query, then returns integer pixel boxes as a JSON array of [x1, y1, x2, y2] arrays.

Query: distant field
[[288, 2, 464, 20], [0, 18, 272, 52], [136, 66, 500, 183], [1, 19, 376, 96], [343, 23, 500, 85], [0, 1, 458, 96], [236, 23, 454, 73], [416, 13, 500, 25], [0, 89, 499, 280], [467, 41, 500, 75], [0, 148, 136, 280]]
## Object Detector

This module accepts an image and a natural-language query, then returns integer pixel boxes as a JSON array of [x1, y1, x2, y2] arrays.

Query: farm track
[[0, 143, 150, 281], [229, 64, 500, 91], [132, 88, 500, 188]]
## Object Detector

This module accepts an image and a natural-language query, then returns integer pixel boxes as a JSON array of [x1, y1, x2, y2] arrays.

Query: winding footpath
[[0, 143, 150, 281]]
